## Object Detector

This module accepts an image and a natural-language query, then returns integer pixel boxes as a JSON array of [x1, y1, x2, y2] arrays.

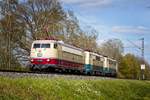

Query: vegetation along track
[[0, 70, 115, 80]]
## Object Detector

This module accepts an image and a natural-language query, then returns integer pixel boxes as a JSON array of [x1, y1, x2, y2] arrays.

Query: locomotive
[[30, 39, 117, 76]]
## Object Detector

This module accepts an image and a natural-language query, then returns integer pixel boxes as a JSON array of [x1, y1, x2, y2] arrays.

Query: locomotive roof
[[107, 58, 117, 62], [32, 40, 57, 43], [84, 51, 104, 57], [84, 50, 117, 62], [32, 40, 84, 51]]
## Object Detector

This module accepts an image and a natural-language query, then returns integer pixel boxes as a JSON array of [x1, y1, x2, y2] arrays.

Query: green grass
[[0, 77, 150, 100]]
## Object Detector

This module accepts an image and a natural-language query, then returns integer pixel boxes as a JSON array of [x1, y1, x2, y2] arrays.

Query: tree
[[61, 10, 98, 50], [119, 54, 141, 79], [98, 38, 124, 62], [0, 0, 25, 68]]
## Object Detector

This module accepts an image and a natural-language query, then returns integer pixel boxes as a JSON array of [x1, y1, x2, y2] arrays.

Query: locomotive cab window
[[33, 43, 50, 48], [54, 43, 58, 49], [33, 44, 40, 48], [41, 44, 50, 48]]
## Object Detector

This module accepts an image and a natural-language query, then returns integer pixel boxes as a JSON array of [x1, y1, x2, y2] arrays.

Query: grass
[[0, 76, 150, 100]]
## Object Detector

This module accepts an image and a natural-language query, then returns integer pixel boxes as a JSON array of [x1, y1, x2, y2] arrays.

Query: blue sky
[[61, 0, 150, 63]]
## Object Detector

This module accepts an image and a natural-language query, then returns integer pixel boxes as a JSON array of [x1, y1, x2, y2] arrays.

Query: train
[[30, 39, 118, 77]]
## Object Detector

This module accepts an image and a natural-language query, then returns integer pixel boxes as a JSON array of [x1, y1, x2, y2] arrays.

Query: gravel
[[0, 71, 115, 80]]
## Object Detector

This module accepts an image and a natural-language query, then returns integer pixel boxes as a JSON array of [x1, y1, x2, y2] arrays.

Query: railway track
[[0, 70, 115, 80]]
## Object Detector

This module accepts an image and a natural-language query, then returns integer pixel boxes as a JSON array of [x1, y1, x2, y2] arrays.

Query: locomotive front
[[30, 40, 58, 70]]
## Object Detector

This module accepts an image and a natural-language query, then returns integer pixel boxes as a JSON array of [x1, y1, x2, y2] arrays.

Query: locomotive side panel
[[58, 44, 84, 71], [84, 51, 105, 75], [92, 55, 104, 74], [103, 57, 117, 76], [108, 58, 117, 76], [84, 51, 93, 74]]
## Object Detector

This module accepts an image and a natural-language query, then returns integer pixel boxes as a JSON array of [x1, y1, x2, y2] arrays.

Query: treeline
[[0, 0, 149, 79]]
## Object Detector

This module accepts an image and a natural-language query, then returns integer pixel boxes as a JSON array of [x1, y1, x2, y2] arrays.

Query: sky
[[61, 0, 150, 63]]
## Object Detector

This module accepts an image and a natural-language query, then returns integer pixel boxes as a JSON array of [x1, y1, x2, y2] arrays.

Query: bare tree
[[99, 38, 124, 61]]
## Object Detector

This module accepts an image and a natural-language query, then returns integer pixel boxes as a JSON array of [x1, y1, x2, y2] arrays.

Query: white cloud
[[61, 0, 112, 8], [112, 26, 150, 34]]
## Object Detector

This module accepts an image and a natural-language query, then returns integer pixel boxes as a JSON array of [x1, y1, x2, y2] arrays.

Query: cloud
[[112, 26, 150, 34], [61, 0, 112, 8]]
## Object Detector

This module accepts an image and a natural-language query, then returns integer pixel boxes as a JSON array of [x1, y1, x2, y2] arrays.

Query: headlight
[[31, 59, 34, 62], [46, 59, 50, 62]]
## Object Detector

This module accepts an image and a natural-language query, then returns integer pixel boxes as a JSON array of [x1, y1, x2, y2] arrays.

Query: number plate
[[37, 59, 43, 62]]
